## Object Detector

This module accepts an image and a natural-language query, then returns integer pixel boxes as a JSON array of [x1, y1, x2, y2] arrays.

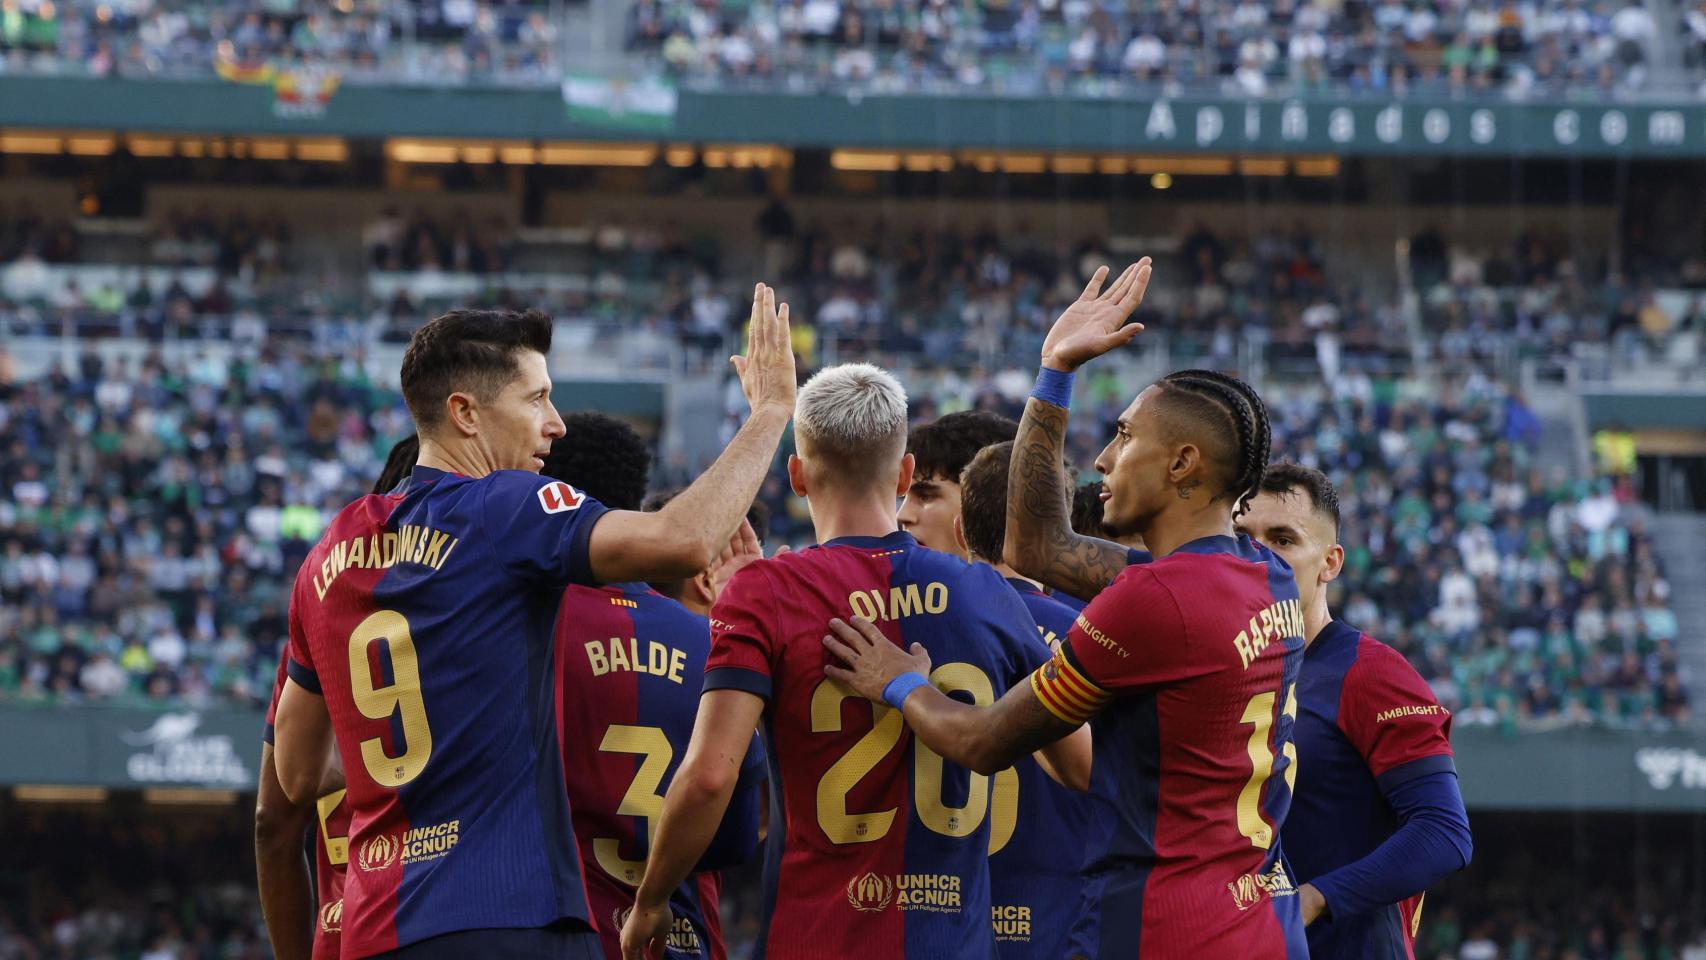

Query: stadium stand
[[0, 328, 1688, 733], [0, 0, 1675, 96], [0, 0, 562, 83], [624, 0, 1661, 97]]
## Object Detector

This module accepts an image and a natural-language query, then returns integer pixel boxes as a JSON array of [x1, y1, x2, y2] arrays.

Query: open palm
[[1041, 259, 1153, 372]]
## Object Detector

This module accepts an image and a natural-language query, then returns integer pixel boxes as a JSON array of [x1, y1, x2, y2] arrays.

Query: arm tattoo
[[1006, 397, 1134, 602]]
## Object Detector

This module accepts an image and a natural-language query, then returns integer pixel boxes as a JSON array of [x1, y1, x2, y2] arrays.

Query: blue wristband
[[1032, 366, 1075, 409], [881, 672, 930, 711]]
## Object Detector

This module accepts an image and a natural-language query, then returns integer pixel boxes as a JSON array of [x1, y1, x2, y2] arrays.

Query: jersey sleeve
[[704, 563, 779, 700], [284, 572, 321, 696], [1338, 639, 1457, 791], [479, 470, 611, 587], [1030, 565, 1209, 725], [984, 574, 1053, 688]]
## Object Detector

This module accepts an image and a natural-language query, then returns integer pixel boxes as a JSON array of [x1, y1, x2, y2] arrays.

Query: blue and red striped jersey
[[264, 648, 348, 960], [285, 467, 609, 959], [988, 578, 1090, 960], [1029, 534, 1307, 959], [1284, 619, 1457, 960], [555, 582, 765, 960], [704, 531, 1049, 960]]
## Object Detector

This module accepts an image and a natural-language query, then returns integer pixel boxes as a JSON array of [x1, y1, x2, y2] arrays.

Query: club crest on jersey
[[1228, 861, 1297, 911], [319, 899, 343, 933], [356, 834, 400, 872], [538, 481, 586, 514], [846, 872, 895, 913]]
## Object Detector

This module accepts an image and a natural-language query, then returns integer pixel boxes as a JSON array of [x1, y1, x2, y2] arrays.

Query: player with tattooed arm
[[822, 261, 1308, 959]]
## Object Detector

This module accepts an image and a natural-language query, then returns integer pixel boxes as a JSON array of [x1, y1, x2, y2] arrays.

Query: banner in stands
[[562, 75, 678, 133], [0, 705, 255, 789], [4, 75, 1706, 156]]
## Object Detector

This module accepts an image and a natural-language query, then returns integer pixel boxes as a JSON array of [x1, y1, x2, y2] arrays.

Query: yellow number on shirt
[[812, 679, 905, 844], [347, 610, 434, 788], [316, 788, 349, 866], [987, 767, 1020, 855], [593, 724, 674, 886], [913, 663, 995, 838], [812, 663, 1000, 845], [1236, 683, 1299, 849]]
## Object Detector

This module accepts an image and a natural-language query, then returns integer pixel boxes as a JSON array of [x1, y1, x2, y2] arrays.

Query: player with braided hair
[[821, 261, 1307, 959], [1149, 368, 1273, 521]]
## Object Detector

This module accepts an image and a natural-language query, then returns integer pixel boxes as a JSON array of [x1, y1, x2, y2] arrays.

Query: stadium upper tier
[[0, 0, 1695, 99], [3, 201, 1702, 380]]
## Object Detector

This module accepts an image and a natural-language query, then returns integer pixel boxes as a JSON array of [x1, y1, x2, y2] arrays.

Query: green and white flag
[[562, 75, 678, 132]]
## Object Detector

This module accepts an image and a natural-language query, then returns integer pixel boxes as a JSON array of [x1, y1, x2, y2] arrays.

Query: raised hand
[[708, 519, 763, 598], [822, 617, 933, 704], [731, 283, 797, 416], [1040, 259, 1153, 372]]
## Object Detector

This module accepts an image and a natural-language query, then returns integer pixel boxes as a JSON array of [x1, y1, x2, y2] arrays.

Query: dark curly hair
[[539, 412, 652, 512], [907, 410, 1019, 483]]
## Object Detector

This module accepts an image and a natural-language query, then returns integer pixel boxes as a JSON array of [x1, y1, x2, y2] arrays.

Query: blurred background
[[2, 0, 1706, 956]]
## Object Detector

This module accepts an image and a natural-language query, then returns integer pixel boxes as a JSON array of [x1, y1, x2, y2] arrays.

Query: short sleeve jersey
[[284, 468, 608, 959], [555, 582, 766, 960], [1028, 535, 1308, 960], [704, 531, 1050, 960], [264, 648, 348, 960], [988, 579, 1093, 960], [1285, 619, 1456, 960]]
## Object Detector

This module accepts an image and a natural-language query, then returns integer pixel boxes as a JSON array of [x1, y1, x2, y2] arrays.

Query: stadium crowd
[[626, 0, 1659, 96], [0, 0, 1675, 96], [0, 323, 1690, 734], [8, 205, 1703, 377], [0, 0, 560, 82]]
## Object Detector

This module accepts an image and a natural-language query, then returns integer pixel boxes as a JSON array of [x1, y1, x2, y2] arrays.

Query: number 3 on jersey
[[347, 610, 434, 787], [592, 724, 672, 885], [1236, 683, 1298, 849]]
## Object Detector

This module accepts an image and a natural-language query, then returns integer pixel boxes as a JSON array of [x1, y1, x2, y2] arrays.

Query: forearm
[[1309, 772, 1473, 920], [635, 766, 739, 910], [255, 751, 315, 960], [257, 833, 315, 960], [654, 405, 791, 574], [899, 684, 1077, 776], [1006, 397, 1129, 601]]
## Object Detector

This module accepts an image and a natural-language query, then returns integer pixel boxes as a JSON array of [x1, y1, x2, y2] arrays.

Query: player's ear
[[444, 391, 479, 438], [1321, 542, 1345, 585], [952, 514, 969, 555], [1167, 442, 1199, 490], [787, 454, 808, 498], [693, 569, 719, 606], [895, 453, 916, 497]]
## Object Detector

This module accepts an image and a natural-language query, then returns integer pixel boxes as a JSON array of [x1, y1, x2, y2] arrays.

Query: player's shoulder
[[1018, 584, 1077, 624], [299, 494, 391, 563], [1342, 626, 1439, 701], [1348, 630, 1428, 679], [904, 541, 1009, 590], [639, 587, 711, 629], [477, 467, 590, 508]]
